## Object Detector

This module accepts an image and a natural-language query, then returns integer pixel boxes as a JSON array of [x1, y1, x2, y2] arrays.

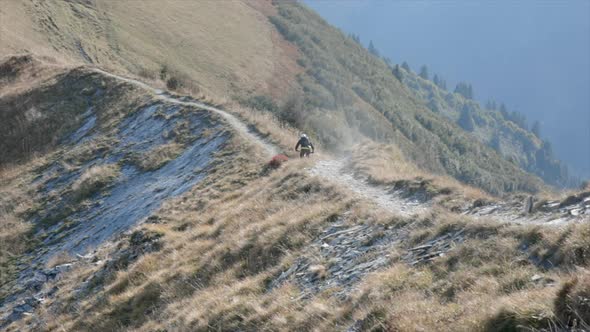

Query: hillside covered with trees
[[250, 2, 548, 194], [397, 64, 576, 188]]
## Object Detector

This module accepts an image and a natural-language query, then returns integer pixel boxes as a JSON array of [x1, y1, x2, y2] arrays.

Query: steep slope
[[1, 2, 589, 331], [1, 55, 589, 331], [0, 0, 300, 98], [1, 0, 555, 195], [0, 56, 235, 324], [258, 2, 548, 194]]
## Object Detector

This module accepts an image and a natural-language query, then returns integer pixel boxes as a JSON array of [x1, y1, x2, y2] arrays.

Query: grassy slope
[[263, 2, 546, 195], [0, 58, 585, 330], [2, 0, 548, 195], [1, 2, 589, 331], [0, 56, 588, 332], [0, 55, 152, 166], [0, 56, 153, 295], [401, 68, 572, 187], [0, 0, 299, 99], [5, 108, 588, 331]]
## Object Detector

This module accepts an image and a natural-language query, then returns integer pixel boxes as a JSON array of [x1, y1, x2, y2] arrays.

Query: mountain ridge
[[1, 1, 589, 330]]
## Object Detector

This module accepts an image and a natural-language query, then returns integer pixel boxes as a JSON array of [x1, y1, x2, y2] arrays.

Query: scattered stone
[[76, 253, 94, 260], [524, 196, 535, 214], [404, 229, 465, 266], [472, 198, 488, 208], [269, 219, 406, 298], [53, 263, 74, 271], [80, 87, 95, 96], [466, 192, 589, 225]]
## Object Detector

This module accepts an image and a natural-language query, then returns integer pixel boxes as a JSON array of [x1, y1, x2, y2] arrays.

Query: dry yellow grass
[[0, 1, 71, 64], [226, 101, 301, 154], [71, 163, 120, 200], [134, 142, 184, 171], [350, 141, 490, 202], [0, 0, 300, 100], [0, 160, 43, 253], [0, 54, 68, 98], [0, 159, 46, 291], [350, 141, 421, 182], [8, 129, 587, 331], [1, 11, 587, 329]]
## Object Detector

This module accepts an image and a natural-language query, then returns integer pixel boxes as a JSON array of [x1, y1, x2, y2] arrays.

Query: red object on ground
[[268, 154, 289, 169]]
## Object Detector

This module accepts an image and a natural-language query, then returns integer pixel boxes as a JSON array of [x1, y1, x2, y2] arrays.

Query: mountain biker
[[295, 133, 314, 158]]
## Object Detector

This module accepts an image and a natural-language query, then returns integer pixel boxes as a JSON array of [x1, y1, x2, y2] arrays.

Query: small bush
[[137, 67, 156, 80], [72, 164, 120, 200], [555, 273, 590, 328], [166, 76, 181, 90], [268, 154, 289, 169], [134, 143, 183, 171], [160, 64, 193, 92]]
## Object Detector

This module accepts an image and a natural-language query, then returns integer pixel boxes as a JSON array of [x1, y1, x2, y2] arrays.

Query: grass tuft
[[133, 143, 184, 171], [71, 163, 120, 200]]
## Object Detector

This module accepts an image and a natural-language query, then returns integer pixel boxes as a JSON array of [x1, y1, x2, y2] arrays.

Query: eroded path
[[94, 69, 428, 218], [465, 194, 590, 226], [93, 69, 279, 157], [94, 69, 589, 224], [309, 159, 427, 217]]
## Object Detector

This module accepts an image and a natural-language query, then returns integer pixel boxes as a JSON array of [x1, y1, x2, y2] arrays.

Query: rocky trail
[[309, 159, 428, 217], [464, 193, 590, 226]]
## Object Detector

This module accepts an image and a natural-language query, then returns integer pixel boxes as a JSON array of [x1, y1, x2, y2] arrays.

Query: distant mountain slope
[[263, 2, 545, 194], [399, 67, 575, 188]]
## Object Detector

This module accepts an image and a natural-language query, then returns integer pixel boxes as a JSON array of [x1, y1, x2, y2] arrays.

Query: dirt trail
[[465, 196, 589, 226], [93, 69, 588, 224], [93, 69, 423, 216], [94, 69, 429, 218], [309, 159, 427, 217], [93, 69, 279, 157]]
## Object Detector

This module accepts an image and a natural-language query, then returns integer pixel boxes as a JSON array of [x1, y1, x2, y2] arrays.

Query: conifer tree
[[454, 82, 473, 99], [458, 104, 475, 131], [419, 65, 429, 80], [499, 103, 509, 119], [485, 99, 498, 110], [393, 64, 403, 81], [433, 74, 440, 86], [368, 40, 379, 57], [401, 61, 411, 72]]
